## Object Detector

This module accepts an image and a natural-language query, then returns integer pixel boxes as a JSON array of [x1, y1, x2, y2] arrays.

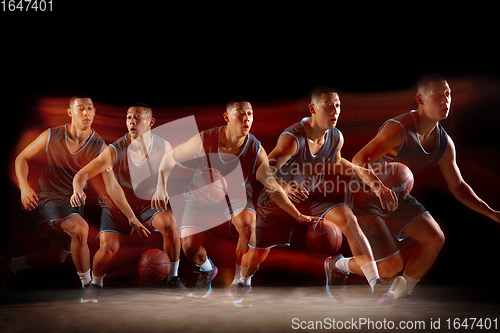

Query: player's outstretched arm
[[71, 145, 114, 207], [439, 136, 500, 223], [15, 129, 49, 211], [256, 146, 316, 225]]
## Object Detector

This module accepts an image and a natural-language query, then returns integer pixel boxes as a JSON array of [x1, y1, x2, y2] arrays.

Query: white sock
[[168, 260, 180, 281], [92, 273, 105, 287], [8, 255, 30, 273], [77, 269, 92, 287], [233, 264, 242, 285], [360, 261, 380, 291], [243, 274, 252, 285], [402, 272, 420, 295], [238, 265, 252, 285], [334, 257, 353, 273], [198, 258, 213, 271]]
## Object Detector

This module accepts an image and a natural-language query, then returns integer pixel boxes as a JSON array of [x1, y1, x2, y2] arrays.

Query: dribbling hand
[[20, 186, 38, 211], [374, 184, 398, 211], [129, 217, 151, 238], [151, 188, 169, 211], [285, 184, 309, 203], [70, 190, 87, 208], [296, 214, 320, 226]]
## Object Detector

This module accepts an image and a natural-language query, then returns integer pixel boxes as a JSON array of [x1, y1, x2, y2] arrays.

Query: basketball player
[[349, 74, 500, 305], [8, 96, 105, 297], [71, 104, 186, 302], [152, 97, 318, 300], [240, 87, 398, 303]]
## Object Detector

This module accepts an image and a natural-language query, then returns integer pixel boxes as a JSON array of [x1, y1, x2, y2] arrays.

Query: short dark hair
[[226, 96, 250, 112], [69, 93, 92, 107], [417, 74, 447, 94], [311, 86, 338, 104], [129, 102, 153, 118]]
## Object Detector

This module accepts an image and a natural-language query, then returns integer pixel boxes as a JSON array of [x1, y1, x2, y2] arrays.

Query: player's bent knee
[[427, 227, 445, 248], [152, 211, 177, 232], [232, 211, 256, 234], [325, 206, 359, 232], [60, 215, 89, 241], [235, 221, 255, 240], [405, 215, 445, 249], [99, 234, 121, 255], [418, 222, 445, 248]]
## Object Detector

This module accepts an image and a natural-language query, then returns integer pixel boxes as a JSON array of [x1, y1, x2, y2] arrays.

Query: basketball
[[373, 162, 414, 199], [306, 219, 343, 255], [137, 249, 171, 282], [192, 168, 228, 204]]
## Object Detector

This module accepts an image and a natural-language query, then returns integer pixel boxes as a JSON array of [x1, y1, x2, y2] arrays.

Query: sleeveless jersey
[[276, 117, 341, 194], [189, 126, 262, 199], [379, 111, 449, 175], [39, 124, 105, 197], [109, 133, 168, 204]]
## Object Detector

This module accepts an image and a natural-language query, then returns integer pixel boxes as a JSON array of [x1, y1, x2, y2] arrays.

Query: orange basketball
[[306, 220, 343, 255], [137, 249, 171, 282], [373, 162, 414, 199]]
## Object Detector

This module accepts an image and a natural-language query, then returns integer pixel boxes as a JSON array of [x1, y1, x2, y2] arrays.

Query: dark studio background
[[2, 4, 499, 292]]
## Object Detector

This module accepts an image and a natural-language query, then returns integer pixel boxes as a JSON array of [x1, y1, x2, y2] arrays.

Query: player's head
[[67, 94, 95, 130], [309, 86, 341, 129], [224, 96, 253, 136], [415, 74, 451, 121], [126, 103, 155, 139]]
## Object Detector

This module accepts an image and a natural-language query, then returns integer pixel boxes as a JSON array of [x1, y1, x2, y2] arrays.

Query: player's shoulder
[[378, 117, 406, 137], [247, 132, 260, 145], [28, 128, 51, 150], [202, 126, 221, 136], [333, 127, 343, 139], [278, 120, 304, 144], [380, 111, 413, 130], [111, 133, 129, 147], [440, 134, 456, 160], [283, 120, 304, 134], [275, 131, 299, 157], [49, 124, 67, 132], [45, 124, 67, 141], [278, 130, 299, 145], [334, 128, 345, 146]]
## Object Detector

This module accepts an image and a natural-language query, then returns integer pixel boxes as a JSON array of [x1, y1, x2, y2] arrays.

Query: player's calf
[[377, 253, 404, 278]]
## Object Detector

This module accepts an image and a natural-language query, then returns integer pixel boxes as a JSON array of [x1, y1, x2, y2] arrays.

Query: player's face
[[68, 98, 95, 129], [126, 107, 154, 139], [419, 81, 451, 121], [310, 93, 341, 129], [225, 102, 253, 136]]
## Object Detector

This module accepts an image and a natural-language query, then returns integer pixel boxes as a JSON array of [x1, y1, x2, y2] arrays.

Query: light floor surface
[[1, 285, 499, 333]]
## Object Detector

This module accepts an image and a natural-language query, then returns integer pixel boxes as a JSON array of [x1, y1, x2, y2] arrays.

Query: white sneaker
[[375, 276, 406, 306]]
